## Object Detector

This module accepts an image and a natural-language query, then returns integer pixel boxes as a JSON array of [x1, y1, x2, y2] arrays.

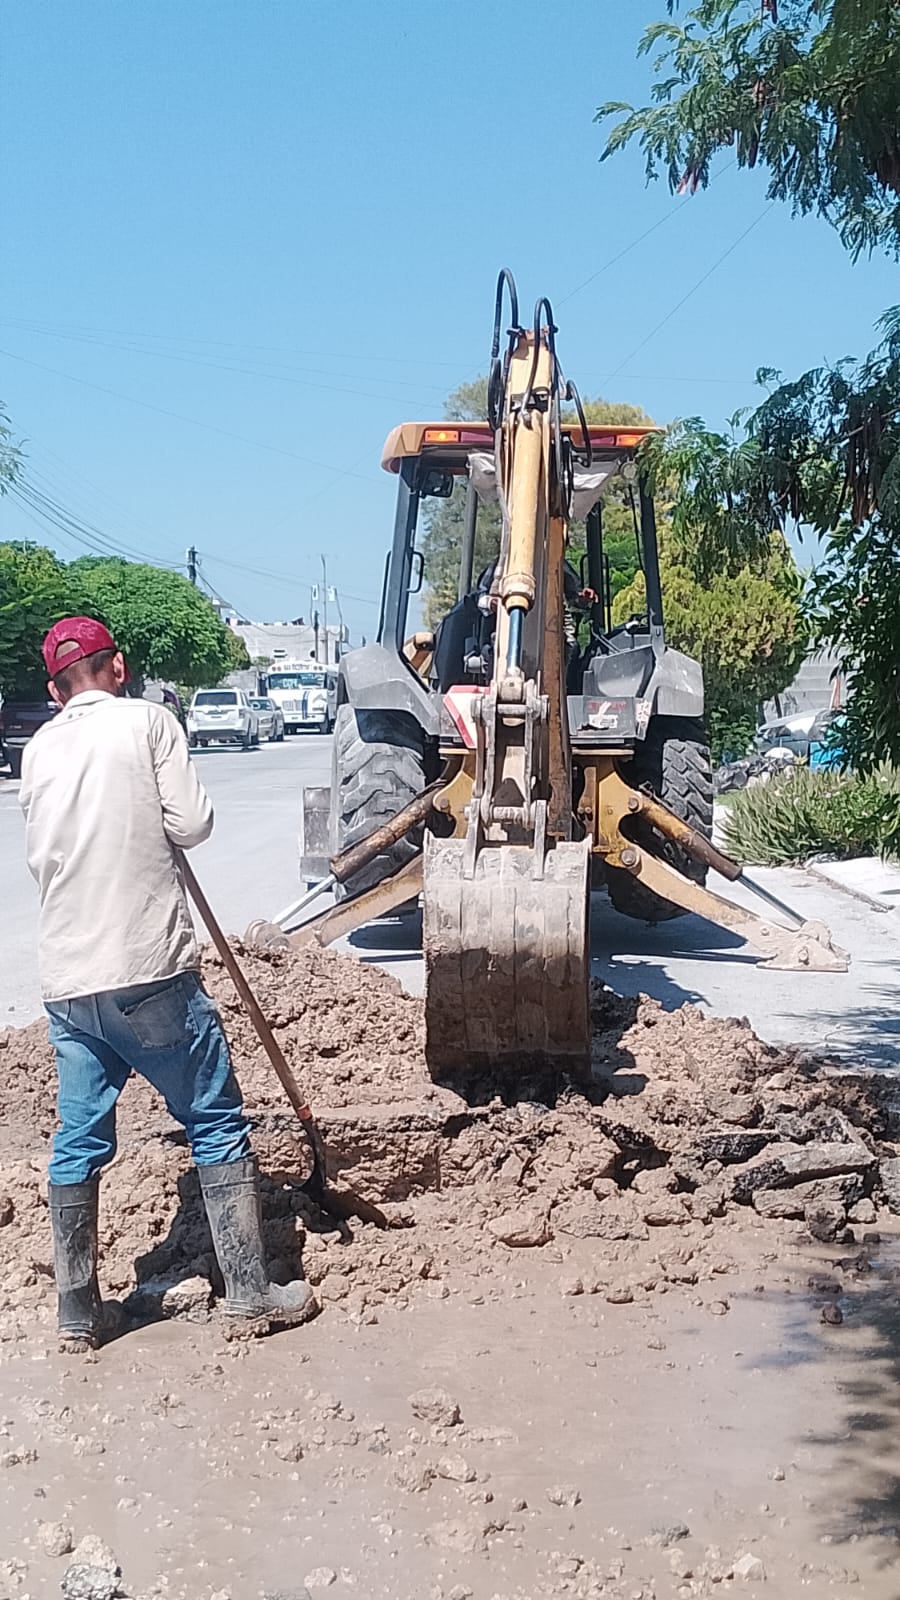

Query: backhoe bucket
[[423, 833, 591, 1079]]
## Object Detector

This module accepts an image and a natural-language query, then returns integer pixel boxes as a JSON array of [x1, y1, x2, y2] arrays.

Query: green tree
[[613, 534, 804, 759], [624, 311, 900, 769], [0, 542, 87, 699], [601, 1, 900, 769], [70, 557, 246, 689], [567, 397, 657, 595], [598, 0, 900, 259], [224, 628, 252, 674], [420, 379, 655, 625], [639, 416, 780, 580], [0, 404, 22, 494], [421, 378, 499, 625]]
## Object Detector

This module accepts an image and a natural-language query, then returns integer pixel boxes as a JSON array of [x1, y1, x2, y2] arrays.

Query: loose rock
[[160, 1275, 213, 1321], [38, 1520, 74, 1557], [437, 1453, 476, 1483], [547, 1484, 582, 1507], [879, 1155, 900, 1213], [409, 1388, 462, 1428], [605, 1283, 634, 1305], [69, 1537, 120, 1576], [733, 1552, 766, 1582], [487, 1206, 550, 1248], [61, 1568, 121, 1600], [805, 1201, 847, 1243]]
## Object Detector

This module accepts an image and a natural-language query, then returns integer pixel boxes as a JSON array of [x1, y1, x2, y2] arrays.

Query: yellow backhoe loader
[[252, 271, 847, 1080]]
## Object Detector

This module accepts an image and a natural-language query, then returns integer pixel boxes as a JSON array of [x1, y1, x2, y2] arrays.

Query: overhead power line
[[197, 548, 378, 606], [557, 156, 738, 310], [0, 317, 470, 370], [608, 205, 775, 379], [0, 319, 446, 409], [0, 347, 382, 483], [8, 475, 182, 569]]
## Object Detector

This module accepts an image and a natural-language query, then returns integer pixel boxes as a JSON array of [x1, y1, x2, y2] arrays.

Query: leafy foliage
[[0, 403, 22, 495], [224, 627, 252, 673], [598, 0, 900, 258], [723, 763, 900, 863], [640, 418, 778, 580], [646, 311, 900, 770], [420, 378, 500, 626], [600, 6, 900, 770], [0, 543, 87, 699], [0, 543, 245, 699], [70, 558, 247, 688], [613, 535, 804, 761]]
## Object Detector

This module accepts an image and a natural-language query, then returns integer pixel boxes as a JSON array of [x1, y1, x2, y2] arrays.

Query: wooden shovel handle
[[180, 855, 313, 1124]]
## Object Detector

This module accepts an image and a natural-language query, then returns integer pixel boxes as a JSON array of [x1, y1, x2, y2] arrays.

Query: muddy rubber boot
[[48, 1178, 103, 1354], [198, 1157, 317, 1338]]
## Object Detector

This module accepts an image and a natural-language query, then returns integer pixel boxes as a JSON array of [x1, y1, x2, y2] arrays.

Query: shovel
[[181, 855, 387, 1228]]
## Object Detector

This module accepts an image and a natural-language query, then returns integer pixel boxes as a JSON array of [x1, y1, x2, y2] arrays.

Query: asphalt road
[[3, 735, 900, 1069]]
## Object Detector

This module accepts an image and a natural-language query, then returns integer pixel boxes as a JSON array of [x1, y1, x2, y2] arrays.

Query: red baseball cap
[[42, 617, 121, 678]]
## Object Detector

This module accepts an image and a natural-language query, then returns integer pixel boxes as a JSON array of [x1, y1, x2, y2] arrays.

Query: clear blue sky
[[2, 0, 897, 639]]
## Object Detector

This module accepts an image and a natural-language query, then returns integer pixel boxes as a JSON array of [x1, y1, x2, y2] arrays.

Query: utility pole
[[320, 554, 329, 663], [187, 546, 198, 585], [332, 587, 346, 655]]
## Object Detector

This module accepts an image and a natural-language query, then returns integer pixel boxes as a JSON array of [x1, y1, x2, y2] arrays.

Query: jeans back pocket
[[120, 980, 196, 1049]]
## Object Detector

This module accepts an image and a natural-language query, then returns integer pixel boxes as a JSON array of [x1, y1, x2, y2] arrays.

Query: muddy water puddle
[[1, 1249, 899, 1600]]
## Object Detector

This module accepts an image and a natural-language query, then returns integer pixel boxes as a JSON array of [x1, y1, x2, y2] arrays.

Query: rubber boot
[[198, 1157, 317, 1337], [48, 1178, 103, 1354]]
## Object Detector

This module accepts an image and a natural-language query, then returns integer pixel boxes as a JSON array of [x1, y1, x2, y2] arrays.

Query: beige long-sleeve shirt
[[20, 690, 213, 1002]]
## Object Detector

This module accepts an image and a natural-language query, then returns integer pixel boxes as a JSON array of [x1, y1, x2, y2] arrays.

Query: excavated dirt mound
[[1, 941, 898, 1343]]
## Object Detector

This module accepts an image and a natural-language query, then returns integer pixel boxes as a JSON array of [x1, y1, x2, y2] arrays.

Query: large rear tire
[[331, 703, 427, 901], [606, 716, 714, 923]]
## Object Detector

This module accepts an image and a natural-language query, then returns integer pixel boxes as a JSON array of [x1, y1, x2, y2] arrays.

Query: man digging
[[19, 617, 316, 1351]]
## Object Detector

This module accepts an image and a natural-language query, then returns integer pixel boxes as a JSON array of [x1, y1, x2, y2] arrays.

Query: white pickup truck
[[263, 667, 336, 735]]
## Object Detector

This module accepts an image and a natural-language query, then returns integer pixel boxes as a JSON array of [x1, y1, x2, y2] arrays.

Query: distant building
[[228, 619, 344, 666]]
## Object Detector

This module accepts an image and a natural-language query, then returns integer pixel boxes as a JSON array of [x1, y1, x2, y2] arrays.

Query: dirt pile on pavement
[[0, 940, 898, 1342], [0, 941, 428, 1142]]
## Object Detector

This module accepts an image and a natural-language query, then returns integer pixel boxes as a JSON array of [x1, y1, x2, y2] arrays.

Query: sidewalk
[[808, 854, 900, 913]]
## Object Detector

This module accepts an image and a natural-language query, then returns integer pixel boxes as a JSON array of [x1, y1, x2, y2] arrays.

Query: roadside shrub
[[722, 766, 900, 866]]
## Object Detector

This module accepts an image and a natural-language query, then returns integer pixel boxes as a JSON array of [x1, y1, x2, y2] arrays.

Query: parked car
[[1, 698, 58, 778], [756, 708, 841, 761], [248, 696, 285, 742], [187, 688, 260, 750], [809, 712, 847, 771]]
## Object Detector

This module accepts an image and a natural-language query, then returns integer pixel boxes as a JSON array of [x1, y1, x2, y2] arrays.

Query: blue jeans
[[45, 972, 251, 1185]]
